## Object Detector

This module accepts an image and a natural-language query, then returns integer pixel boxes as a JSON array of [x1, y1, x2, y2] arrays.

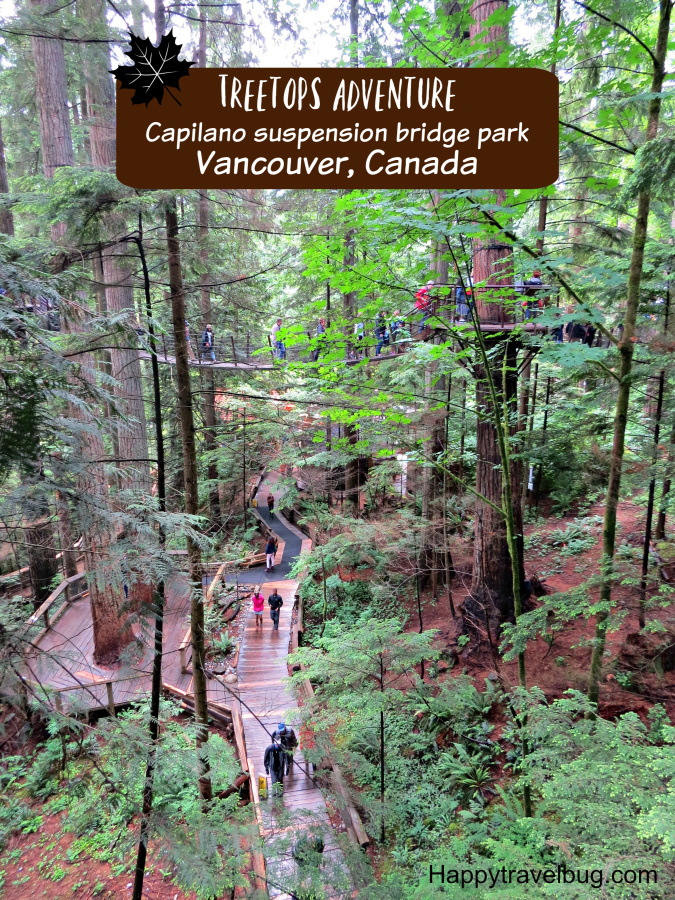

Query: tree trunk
[[25, 515, 59, 606], [465, 0, 524, 629], [166, 199, 212, 801], [155, 0, 166, 37], [55, 490, 78, 580], [0, 118, 14, 236], [343, 229, 360, 509], [470, 0, 507, 58], [587, 0, 671, 709], [131, 218, 167, 900], [656, 414, 675, 540], [196, 20, 221, 529], [83, 0, 150, 492], [30, 0, 130, 663], [468, 338, 525, 629], [349, 0, 358, 66], [30, 0, 74, 244]]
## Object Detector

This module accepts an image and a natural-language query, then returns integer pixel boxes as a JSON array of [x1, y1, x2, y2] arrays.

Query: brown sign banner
[[116, 67, 559, 189]]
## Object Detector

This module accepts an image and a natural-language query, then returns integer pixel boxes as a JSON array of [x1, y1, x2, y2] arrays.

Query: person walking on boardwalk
[[264, 737, 286, 795], [201, 323, 215, 362], [271, 317, 286, 359], [312, 317, 326, 361], [265, 534, 277, 572], [266, 492, 275, 518], [415, 279, 434, 332], [252, 585, 265, 629], [272, 722, 298, 773], [268, 588, 283, 631]]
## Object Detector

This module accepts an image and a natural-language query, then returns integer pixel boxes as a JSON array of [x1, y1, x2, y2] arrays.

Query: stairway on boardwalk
[[232, 477, 351, 899]]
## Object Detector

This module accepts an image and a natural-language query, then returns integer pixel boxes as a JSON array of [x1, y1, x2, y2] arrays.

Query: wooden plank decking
[[22, 573, 193, 713], [19, 479, 352, 898], [233, 579, 349, 899]]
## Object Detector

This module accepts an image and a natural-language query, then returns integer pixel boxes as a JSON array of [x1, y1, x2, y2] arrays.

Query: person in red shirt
[[415, 280, 435, 332], [252, 585, 265, 630]]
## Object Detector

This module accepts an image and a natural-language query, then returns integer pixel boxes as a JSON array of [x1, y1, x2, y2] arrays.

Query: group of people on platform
[[245, 270, 612, 367]]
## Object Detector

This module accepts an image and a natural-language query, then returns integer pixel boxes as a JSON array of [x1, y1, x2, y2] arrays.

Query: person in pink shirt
[[252, 585, 265, 630]]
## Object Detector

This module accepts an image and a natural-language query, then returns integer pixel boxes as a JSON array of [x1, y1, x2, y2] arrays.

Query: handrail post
[[230, 335, 237, 366], [44, 607, 50, 630], [180, 645, 187, 674], [106, 681, 115, 717]]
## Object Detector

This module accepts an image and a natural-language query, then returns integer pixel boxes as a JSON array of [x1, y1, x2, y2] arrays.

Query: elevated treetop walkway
[[141, 285, 556, 371]]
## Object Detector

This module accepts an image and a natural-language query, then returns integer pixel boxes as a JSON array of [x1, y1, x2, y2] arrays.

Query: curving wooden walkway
[[234, 495, 350, 899]]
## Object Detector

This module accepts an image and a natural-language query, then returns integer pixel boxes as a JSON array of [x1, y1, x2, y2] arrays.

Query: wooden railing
[[0, 565, 30, 592], [24, 571, 88, 636], [25, 673, 117, 717]]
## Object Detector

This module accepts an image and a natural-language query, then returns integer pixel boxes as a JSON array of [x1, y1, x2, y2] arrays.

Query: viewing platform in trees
[[17, 571, 196, 715], [133, 284, 557, 372]]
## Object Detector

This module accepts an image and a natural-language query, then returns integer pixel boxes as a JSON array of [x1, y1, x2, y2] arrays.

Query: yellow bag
[[258, 773, 268, 799]]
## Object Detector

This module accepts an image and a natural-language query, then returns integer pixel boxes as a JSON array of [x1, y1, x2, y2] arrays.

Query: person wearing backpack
[[268, 589, 283, 631], [267, 493, 275, 518], [265, 535, 277, 572], [264, 737, 286, 795], [252, 585, 265, 630], [271, 722, 299, 774]]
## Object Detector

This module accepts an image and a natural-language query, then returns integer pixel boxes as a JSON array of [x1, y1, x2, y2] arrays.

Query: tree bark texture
[[468, 338, 525, 628], [30, 0, 74, 242], [166, 200, 212, 801], [469, 0, 507, 52], [55, 489, 79, 580], [25, 516, 60, 607], [30, 17, 130, 662], [83, 0, 150, 492], [0, 118, 14, 236]]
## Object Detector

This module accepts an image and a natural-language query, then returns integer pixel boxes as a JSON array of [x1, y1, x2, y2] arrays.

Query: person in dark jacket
[[565, 321, 586, 342], [266, 492, 275, 518], [583, 323, 596, 346], [268, 589, 283, 630], [374, 310, 388, 356], [271, 722, 298, 773], [264, 737, 286, 793], [201, 323, 215, 362], [265, 535, 277, 572], [312, 317, 327, 361], [522, 270, 544, 319]]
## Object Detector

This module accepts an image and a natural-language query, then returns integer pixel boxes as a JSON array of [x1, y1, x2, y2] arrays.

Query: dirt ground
[[0, 716, 254, 900], [402, 498, 675, 723]]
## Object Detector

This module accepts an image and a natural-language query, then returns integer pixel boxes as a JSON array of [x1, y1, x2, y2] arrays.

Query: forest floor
[[400, 497, 675, 723], [0, 720, 212, 900]]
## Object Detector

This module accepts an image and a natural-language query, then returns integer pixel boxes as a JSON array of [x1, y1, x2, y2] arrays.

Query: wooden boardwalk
[[18, 476, 353, 897], [139, 351, 274, 371], [22, 574, 193, 713], [235, 581, 350, 899]]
